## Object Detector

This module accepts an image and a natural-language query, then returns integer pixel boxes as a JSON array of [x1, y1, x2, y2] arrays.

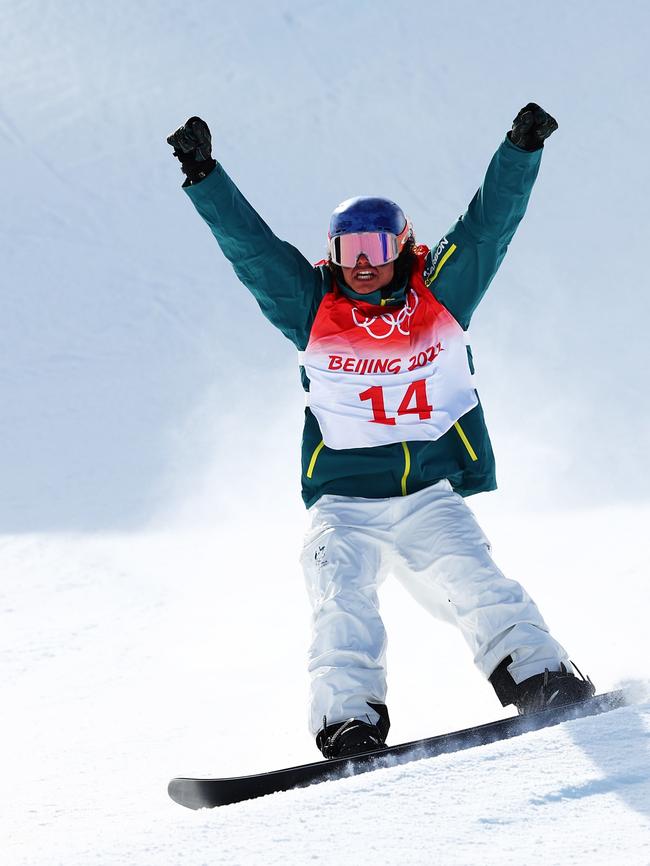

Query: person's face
[[340, 254, 395, 295]]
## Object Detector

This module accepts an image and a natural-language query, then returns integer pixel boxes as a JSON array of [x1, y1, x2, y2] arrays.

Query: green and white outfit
[[183, 138, 572, 735]]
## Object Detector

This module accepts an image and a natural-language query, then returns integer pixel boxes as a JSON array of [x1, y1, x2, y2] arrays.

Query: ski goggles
[[328, 226, 410, 268]]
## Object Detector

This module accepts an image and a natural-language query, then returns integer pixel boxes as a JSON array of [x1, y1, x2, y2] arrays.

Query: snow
[[2, 0, 650, 863]]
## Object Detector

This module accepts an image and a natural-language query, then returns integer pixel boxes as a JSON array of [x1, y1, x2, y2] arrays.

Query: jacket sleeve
[[183, 163, 323, 348], [424, 137, 543, 329]]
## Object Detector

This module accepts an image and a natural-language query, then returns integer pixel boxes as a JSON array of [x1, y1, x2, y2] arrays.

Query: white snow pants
[[301, 480, 571, 735]]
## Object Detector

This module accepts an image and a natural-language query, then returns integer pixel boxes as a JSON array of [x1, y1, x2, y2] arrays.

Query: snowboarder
[[167, 104, 595, 759]]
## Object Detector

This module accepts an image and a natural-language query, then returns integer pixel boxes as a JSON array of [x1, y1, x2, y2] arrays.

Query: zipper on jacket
[[306, 439, 325, 479], [400, 442, 411, 495], [454, 421, 478, 462]]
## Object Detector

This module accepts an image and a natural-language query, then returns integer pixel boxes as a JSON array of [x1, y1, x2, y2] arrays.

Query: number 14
[[358, 379, 433, 426]]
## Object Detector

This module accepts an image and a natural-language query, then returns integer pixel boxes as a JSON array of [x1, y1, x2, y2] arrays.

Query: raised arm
[[424, 104, 558, 329], [168, 117, 323, 348]]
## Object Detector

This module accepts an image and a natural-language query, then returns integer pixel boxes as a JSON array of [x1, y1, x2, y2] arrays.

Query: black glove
[[508, 103, 558, 151], [167, 116, 216, 184]]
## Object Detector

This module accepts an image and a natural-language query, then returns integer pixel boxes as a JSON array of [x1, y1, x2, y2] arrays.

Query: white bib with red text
[[299, 268, 478, 450]]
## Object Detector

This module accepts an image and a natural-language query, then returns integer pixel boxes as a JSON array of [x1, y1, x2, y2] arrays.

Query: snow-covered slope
[[2, 1, 650, 863], [3, 520, 650, 865]]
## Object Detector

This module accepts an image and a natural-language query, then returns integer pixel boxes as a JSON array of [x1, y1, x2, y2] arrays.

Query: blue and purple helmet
[[328, 197, 412, 268]]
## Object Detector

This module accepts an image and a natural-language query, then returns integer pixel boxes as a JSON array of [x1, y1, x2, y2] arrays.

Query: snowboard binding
[[490, 656, 596, 715]]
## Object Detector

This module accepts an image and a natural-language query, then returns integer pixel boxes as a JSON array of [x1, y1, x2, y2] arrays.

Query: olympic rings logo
[[351, 289, 419, 340]]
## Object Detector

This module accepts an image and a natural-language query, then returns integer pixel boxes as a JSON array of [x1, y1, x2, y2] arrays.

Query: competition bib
[[299, 252, 478, 450]]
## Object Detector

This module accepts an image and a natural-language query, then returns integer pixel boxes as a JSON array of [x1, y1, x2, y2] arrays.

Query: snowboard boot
[[316, 703, 390, 759], [490, 656, 596, 715]]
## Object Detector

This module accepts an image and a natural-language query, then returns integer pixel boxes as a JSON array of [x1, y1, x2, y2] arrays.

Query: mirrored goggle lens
[[329, 232, 400, 268]]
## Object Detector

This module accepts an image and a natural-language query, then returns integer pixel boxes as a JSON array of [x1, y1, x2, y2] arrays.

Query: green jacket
[[184, 137, 543, 508]]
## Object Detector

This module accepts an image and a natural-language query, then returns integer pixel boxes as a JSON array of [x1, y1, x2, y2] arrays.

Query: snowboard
[[168, 689, 626, 809]]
